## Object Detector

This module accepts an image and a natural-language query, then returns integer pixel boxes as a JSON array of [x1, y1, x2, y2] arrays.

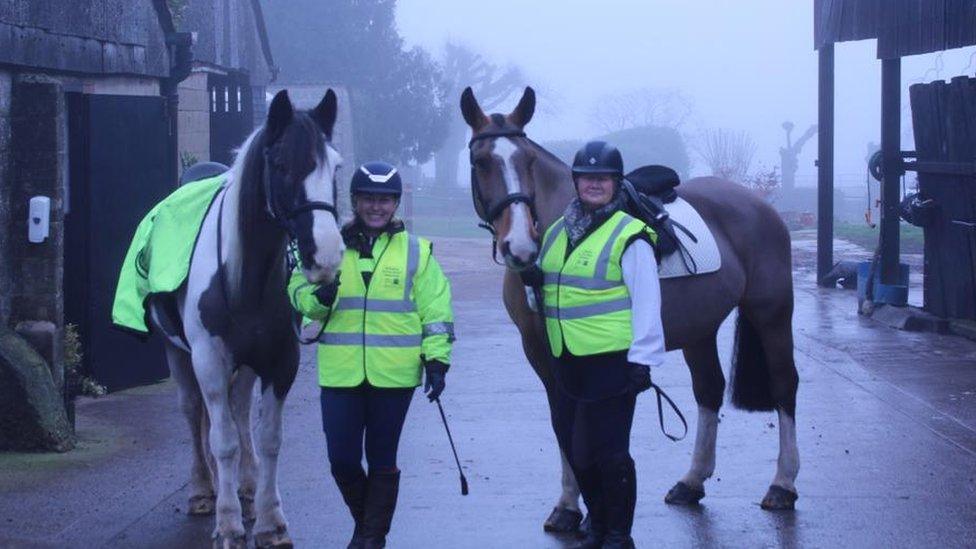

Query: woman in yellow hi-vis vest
[[522, 141, 665, 549], [288, 161, 454, 549]]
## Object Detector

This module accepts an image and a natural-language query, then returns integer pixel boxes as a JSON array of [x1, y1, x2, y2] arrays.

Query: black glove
[[313, 278, 341, 307], [628, 363, 652, 394], [519, 264, 544, 287], [423, 360, 449, 401]]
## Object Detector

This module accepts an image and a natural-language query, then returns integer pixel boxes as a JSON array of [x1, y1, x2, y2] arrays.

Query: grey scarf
[[563, 190, 628, 247]]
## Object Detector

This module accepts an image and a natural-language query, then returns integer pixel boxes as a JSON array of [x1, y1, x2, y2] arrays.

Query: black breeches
[[552, 387, 637, 471]]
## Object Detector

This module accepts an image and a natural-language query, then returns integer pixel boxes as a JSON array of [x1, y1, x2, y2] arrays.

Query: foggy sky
[[398, 0, 976, 186]]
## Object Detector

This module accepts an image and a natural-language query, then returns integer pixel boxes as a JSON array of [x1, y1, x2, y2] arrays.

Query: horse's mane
[[228, 127, 270, 249], [229, 112, 326, 248], [526, 137, 568, 169]]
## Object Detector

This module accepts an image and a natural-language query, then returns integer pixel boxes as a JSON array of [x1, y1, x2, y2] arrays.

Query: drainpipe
[[162, 32, 194, 181]]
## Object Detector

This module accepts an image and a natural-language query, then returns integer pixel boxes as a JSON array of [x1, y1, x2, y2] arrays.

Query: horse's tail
[[728, 313, 776, 412]]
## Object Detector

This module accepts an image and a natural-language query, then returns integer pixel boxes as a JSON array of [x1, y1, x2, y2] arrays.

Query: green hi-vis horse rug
[[112, 175, 225, 333]]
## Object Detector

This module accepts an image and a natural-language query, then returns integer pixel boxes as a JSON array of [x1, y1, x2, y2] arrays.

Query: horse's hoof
[[239, 493, 256, 523], [761, 485, 798, 511], [254, 525, 294, 549], [211, 532, 247, 549], [543, 506, 583, 533], [188, 494, 216, 516], [665, 482, 705, 506]]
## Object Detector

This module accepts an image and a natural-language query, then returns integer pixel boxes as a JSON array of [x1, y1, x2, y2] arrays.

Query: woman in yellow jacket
[[289, 161, 454, 549]]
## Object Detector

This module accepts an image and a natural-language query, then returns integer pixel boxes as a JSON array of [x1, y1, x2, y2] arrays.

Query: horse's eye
[[474, 158, 491, 170]]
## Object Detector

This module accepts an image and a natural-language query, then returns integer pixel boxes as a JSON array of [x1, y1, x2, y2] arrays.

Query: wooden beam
[[817, 44, 835, 286], [880, 57, 902, 285]]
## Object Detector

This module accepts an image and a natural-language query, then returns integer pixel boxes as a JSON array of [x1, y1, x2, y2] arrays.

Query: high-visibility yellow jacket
[[540, 210, 655, 357], [288, 229, 454, 388]]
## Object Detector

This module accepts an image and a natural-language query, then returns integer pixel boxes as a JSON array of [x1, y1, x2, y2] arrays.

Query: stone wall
[[178, 71, 211, 166], [0, 70, 12, 327], [7, 76, 66, 330]]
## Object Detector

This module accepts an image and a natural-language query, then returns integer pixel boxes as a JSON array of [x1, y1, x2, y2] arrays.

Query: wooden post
[[817, 44, 835, 286], [880, 58, 902, 285]]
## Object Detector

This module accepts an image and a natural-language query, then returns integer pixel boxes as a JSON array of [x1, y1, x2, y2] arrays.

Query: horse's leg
[[737, 246, 800, 511], [531, 343, 582, 533], [192, 345, 246, 547], [229, 367, 258, 523], [165, 343, 216, 516], [752, 313, 800, 510], [504, 273, 582, 532], [665, 336, 725, 506], [252, 384, 292, 548]]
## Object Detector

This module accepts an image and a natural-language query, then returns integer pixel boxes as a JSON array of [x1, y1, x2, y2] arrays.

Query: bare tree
[[587, 87, 695, 134], [697, 128, 757, 183], [434, 42, 523, 188]]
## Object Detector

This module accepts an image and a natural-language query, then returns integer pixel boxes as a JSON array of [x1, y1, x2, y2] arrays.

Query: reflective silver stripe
[[544, 297, 633, 320], [334, 297, 365, 310], [539, 219, 565, 263], [403, 235, 420, 300], [594, 215, 631, 280], [543, 273, 622, 290], [319, 333, 422, 347], [423, 321, 456, 340], [334, 297, 415, 313]]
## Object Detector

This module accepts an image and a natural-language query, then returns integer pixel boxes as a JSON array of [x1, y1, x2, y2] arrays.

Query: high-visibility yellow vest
[[289, 230, 454, 388], [539, 210, 654, 357]]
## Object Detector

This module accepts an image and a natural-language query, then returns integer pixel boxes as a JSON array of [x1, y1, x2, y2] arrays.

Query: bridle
[[262, 146, 339, 239], [467, 129, 539, 264], [214, 140, 341, 345]]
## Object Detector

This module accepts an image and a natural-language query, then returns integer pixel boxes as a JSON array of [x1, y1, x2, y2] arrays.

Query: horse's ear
[[460, 87, 488, 131], [312, 89, 338, 140], [267, 89, 294, 141], [508, 86, 535, 128]]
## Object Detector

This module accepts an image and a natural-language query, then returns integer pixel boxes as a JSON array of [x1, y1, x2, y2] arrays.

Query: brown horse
[[460, 86, 800, 529]]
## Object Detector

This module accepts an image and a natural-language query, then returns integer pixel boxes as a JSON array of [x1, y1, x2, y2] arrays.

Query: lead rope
[[650, 382, 688, 442], [285, 240, 334, 346]]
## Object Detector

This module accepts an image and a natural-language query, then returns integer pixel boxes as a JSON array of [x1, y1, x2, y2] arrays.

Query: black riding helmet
[[350, 161, 403, 197], [571, 141, 624, 179]]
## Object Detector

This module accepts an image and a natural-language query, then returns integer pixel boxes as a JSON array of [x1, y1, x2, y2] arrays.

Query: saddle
[[622, 165, 720, 278]]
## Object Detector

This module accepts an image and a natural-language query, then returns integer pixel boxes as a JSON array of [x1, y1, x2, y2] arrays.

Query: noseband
[[468, 130, 539, 263], [262, 147, 339, 241]]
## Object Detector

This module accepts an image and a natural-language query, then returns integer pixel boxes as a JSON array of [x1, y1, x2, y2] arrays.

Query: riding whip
[[434, 398, 469, 496]]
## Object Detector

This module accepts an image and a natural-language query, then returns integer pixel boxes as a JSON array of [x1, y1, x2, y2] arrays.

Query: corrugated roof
[[815, 0, 976, 59]]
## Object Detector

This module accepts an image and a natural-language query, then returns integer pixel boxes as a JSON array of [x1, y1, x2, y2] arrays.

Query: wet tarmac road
[[1, 234, 975, 548]]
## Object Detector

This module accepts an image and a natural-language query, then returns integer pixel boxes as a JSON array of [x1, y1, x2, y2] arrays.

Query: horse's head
[[461, 86, 541, 271], [263, 89, 344, 284]]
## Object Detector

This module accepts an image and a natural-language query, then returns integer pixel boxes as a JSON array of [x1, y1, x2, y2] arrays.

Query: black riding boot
[[362, 470, 400, 549], [333, 468, 368, 549], [600, 454, 637, 548], [571, 465, 606, 549]]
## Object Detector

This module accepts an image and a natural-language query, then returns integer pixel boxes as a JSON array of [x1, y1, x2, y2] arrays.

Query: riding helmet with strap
[[351, 161, 403, 197]]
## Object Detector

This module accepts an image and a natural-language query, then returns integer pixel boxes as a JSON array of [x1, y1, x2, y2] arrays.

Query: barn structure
[[175, 0, 277, 167], [815, 0, 976, 324], [0, 0, 195, 448]]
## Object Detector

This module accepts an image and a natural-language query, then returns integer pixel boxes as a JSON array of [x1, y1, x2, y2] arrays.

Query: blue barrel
[[856, 261, 910, 307]]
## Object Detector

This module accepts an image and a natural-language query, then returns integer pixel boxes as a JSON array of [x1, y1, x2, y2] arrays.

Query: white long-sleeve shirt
[[621, 239, 666, 368]]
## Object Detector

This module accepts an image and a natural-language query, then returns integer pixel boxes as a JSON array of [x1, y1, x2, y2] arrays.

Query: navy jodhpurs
[[320, 384, 415, 478]]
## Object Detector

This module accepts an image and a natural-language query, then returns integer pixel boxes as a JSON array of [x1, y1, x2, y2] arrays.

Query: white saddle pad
[[658, 197, 721, 279]]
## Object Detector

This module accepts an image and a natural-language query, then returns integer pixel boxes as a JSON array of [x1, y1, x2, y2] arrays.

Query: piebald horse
[[149, 90, 345, 548], [460, 86, 800, 529]]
